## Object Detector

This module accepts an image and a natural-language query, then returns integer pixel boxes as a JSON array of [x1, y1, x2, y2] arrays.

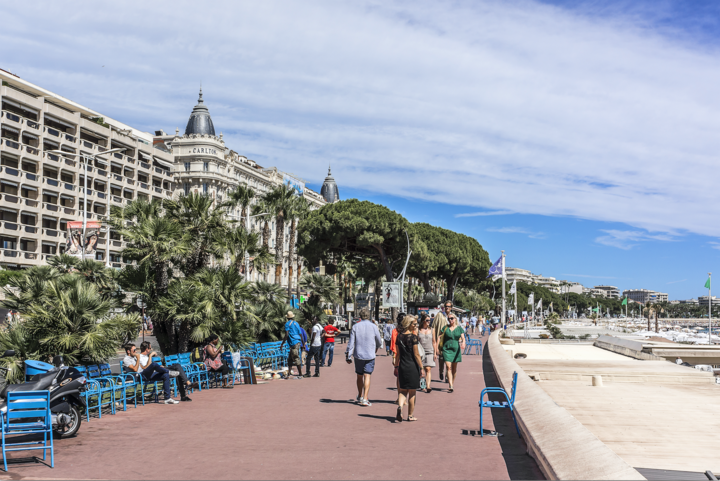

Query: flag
[[487, 256, 503, 281], [528, 293, 534, 310], [621, 297, 627, 306], [509, 280, 516, 295], [705, 277, 711, 289], [549, 302, 553, 312], [537, 299, 542, 310], [592, 307, 599, 312]]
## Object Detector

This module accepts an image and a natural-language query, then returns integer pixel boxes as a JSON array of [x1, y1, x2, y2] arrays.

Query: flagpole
[[501, 251, 506, 329], [514, 282, 518, 328], [709, 272, 712, 344]]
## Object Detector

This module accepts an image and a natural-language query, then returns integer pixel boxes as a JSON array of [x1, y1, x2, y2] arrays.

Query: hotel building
[[0, 69, 334, 287]]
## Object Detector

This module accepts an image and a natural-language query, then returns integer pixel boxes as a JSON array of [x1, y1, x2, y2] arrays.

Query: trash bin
[[24, 360, 54, 381]]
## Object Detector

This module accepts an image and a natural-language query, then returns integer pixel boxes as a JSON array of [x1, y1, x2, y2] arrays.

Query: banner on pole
[[381, 282, 401, 309]]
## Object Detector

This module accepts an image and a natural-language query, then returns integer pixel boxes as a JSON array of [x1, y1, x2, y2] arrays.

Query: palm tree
[[263, 184, 296, 286], [47, 253, 80, 273], [299, 273, 340, 306], [213, 225, 265, 275], [163, 193, 228, 275], [251, 281, 288, 306], [287, 196, 309, 297], [252, 199, 272, 249], [226, 184, 255, 229]]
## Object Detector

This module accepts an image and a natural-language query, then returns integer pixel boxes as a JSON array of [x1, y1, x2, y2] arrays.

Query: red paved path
[[5, 334, 542, 480]]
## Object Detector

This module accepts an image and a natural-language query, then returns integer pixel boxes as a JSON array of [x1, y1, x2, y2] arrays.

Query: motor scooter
[[0, 351, 87, 438]]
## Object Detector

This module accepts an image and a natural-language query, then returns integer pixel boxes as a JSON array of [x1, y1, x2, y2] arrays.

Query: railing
[[45, 153, 59, 162], [126, 179, 135, 185], [43, 203, 59, 212], [97, 192, 106, 199], [44, 178, 59, 186], [24, 199, 38, 207], [97, 146, 106, 153], [112, 195, 122, 203], [3, 195, 19, 204], [3, 222, 18, 231], [4, 112, 21, 123], [46, 127, 60, 137], [97, 169, 107, 177], [139, 182, 149, 190], [112, 240, 122, 247], [140, 162, 150, 169], [25, 146, 39, 155], [27, 120, 40, 130], [63, 207, 75, 215], [126, 156, 135, 164], [25, 173, 37, 181], [113, 174, 122, 182], [4, 139, 20, 149], [44, 229, 58, 237], [64, 134, 75, 142], [155, 167, 167, 175], [82, 140, 94, 149], [23, 252, 38, 260], [23, 226, 36, 234], [64, 158, 75, 167], [3, 250, 19, 258], [154, 186, 162, 193], [113, 152, 123, 159], [4, 167, 19, 176], [64, 183, 74, 191]]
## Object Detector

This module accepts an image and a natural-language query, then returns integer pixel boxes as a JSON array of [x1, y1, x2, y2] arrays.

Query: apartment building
[[505, 267, 533, 284], [622, 289, 668, 304], [0, 70, 329, 287], [594, 285, 620, 299]]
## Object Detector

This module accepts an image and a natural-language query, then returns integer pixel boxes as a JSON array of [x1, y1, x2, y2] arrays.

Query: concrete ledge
[[488, 331, 644, 480], [594, 336, 665, 360]]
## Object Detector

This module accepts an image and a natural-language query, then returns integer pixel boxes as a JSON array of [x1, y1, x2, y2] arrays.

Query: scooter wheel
[[54, 405, 81, 439]]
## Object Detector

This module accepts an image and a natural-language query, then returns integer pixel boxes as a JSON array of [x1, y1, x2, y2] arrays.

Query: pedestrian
[[439, 308, 466, 393], [345, 307, 382, 407], [321, 320, 340, 367], [305, 317, 323, 377], [383, 319, 395, 356], [281, 311, 305, 379], [417, 313, 436, 393], [394, 315, 422, 422], [470, 315, 477, 334], [432, 309, 448, 381], [391, 312, 406, 403]]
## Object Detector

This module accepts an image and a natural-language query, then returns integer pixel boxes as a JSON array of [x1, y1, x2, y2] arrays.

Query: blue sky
[[3, 0, 720, 299]]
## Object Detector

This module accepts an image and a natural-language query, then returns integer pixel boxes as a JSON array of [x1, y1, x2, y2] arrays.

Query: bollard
[[592, 375, 603, 387], [508, 350, 513, 358]]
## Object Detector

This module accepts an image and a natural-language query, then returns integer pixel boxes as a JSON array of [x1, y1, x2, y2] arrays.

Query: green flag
[[592, 307, 599, 312], [621, 297, 628, 306], [705, 277, 711, 289]]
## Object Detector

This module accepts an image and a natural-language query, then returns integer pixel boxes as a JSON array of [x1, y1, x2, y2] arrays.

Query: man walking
[[383, 319, 395, 356], [321, 321, 340, 366], [281, 311, 305, 379], [346, 308, 382, 407], [305, 317, 323, 377]]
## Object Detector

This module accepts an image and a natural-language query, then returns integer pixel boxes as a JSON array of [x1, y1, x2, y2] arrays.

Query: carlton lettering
[[190, 147, 218, 155]]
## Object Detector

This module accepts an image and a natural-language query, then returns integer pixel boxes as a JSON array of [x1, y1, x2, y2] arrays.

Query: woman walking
[[417, 314, 436, 393], [439, 312, 466, 393], [205, 334, 231, 388], [394, 315, 422, 422], [432, 310, 448, 381]]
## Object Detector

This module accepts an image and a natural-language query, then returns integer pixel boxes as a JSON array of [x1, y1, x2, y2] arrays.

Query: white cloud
[[595, 230, 677, 250], [455, 210, 514, 218], [709, 242, 720, 250], [3, 1, 720, 237], [561, 274, 618, 279], [487, 226, 546, 239], [666, 279, 687, 285]]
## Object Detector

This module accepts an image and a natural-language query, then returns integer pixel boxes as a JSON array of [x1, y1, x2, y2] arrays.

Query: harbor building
[[593, 285, 620, 299], [0, 69, 328, 288], [622, 289, 668, 304]]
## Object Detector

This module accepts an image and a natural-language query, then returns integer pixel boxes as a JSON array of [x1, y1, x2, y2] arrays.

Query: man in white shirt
[[123, 342, 181, 404], [304, 317, 324, 378]]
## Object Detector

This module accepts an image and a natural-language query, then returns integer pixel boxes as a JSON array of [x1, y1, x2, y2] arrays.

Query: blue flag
[[487, 256, 503, 281]]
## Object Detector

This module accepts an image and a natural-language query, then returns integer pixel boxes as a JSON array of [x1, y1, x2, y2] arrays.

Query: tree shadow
[[481, 337, 544, 480]]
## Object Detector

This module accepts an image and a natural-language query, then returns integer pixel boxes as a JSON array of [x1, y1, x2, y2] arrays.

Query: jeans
[[306, 345, 322, 376], [322, 342, 335, 366], [167, 363, 188, 397], [141, 362, 171, 399]]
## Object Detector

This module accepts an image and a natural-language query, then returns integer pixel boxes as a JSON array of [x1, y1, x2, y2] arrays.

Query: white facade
[[622, 289, 668, 304], [594, 285, 620, 299], [0, 71, 326, 283]]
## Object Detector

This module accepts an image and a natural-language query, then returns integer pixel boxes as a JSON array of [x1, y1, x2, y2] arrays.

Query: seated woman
[[204, 335, 231, 388]]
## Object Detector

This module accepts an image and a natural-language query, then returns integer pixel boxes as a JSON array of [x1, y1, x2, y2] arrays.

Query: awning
[[0, 180, 18, 187], [1, 98, 38, 114], [138, 152, 151, 161], [67, 221, 101, 230], [153, 156, 174, 169], [44, 115, 75, 129], [1, 125, 19, 134], [22, 186, 37, 191]]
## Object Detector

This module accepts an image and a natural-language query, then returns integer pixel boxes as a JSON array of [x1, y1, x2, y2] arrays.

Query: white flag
[[537, 299, 542, 310], [509, 280, 516, 295]]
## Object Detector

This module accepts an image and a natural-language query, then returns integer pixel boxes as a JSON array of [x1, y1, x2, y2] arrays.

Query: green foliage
[[0, 270, 24, 287], [544, 313, 564, 339]]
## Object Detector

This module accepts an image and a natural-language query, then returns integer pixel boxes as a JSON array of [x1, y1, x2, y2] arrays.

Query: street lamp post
[[49, 148, 124, 261]]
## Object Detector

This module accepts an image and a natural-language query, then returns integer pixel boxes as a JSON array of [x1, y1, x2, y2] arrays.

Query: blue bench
[[463, 338, 482, 355], [479, 371, 521, 437]]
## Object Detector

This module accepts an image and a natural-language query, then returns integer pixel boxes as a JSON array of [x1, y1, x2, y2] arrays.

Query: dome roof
[[320, 166, 339, 203], [184, 88, 216, 136]]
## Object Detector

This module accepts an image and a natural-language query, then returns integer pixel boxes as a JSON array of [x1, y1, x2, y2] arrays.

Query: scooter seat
[[3, 375, 54, 398]]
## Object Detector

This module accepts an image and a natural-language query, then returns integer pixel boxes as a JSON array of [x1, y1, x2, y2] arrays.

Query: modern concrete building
[[0, 70, 328, 288], [622, 289, 668, 304], [697, 296, 719, 307], [594, 285, 620, 299], [505, 267, 533, 284], [559, 282, 583, 295]]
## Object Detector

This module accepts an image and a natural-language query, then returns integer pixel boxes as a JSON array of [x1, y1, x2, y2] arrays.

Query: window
[[183, 183, 190, 195], [0, 237, 17, 249], [202, 183, 208, 194], [203, 162, 209, 172], [184, 162, 190, 172]]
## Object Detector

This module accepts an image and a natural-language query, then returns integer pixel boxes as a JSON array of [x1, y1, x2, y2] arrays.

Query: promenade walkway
[[4, 333, 542, 480]]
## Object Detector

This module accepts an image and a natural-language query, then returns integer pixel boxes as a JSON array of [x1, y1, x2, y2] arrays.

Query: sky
[[2, 0, 720, 299]]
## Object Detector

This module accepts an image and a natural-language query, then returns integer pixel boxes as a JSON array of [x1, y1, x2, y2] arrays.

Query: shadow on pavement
[[357, 413, 397, 423], [482, 340, 545, 480]]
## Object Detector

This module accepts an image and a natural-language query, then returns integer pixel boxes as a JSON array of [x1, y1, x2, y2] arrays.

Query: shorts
[[288, 343, 302, 366], [354, 358, 375, 375]]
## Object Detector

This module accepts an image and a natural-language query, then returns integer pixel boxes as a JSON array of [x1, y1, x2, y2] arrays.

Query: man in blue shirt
[[345, 308, 382, 407], [281, 311, 305, 379]]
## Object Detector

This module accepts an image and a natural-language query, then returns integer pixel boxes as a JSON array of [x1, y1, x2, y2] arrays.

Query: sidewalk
[[4, 333, 542, 480]]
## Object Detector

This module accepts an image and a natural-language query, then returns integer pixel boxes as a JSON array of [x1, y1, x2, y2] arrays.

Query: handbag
[[417, 340, 426, 365], [438, 327, 447, 350]]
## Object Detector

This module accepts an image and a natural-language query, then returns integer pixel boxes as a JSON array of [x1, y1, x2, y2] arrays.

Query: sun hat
[[286, 311, 295, 319]]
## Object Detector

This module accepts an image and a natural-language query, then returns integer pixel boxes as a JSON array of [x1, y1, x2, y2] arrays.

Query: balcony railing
[[3, 139, 20, 150], [82, 140, 94, 149], [3, 112, 21, 123], [97, 192, 106, 199], [113, 174, 122, 182], [64, 134, 76, 143], [3, 167, 19, 177], [139, 182, 149, 190], [24, 252, 38, 260], [2, 250, 19, 258], [63, 207, 76, 215], [2, 222, 18, 231], [25, 173, 37, 181], [24, 199, 38, 207], [43, 203, 59, 212], [45, 153, 59, 162], [25, 146, 39, 155], [45, 127, 60, 137], [23, 226, 37, 234], [97, 169, 107, 177], [27, 120, 40, 130], [140, 162, 150, 170], [44, 178, 59, 187], [3, 195, 19, 204]]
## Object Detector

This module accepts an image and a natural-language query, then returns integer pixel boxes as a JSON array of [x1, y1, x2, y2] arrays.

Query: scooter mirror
[[2, 350, 15, 358], [52, 355, 64, 367]]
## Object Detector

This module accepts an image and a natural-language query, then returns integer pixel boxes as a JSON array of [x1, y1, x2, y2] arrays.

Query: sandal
[[448, 388, 454, 393], [408, 416, 418, 422], [426, 388, 432, 393], [395, 407, 403, 423]]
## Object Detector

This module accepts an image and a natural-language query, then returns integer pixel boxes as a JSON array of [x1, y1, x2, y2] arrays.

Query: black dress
[[397, 333, 421, 390]]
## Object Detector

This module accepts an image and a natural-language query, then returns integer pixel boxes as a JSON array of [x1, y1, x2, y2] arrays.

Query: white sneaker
[[356, 395, 362, 403], [168, 371, 180, 378], [360, 399, 372, 407], [164, 398, 180, 404]]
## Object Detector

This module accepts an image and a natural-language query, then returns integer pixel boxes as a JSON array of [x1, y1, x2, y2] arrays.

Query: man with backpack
[[281, 311, 306, 379]]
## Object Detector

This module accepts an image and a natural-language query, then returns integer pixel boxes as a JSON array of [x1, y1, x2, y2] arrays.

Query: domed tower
[[320, 166, 339, 203], [184, 88, 216, 136]]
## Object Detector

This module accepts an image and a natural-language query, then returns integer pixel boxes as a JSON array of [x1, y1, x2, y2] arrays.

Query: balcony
[[97, 169, 107, 177], [113, 174, 122, 182], [26, 120, 40, 130], [2, 250, 19, 258], [2, 111, 21, 124], [24, 173, 38, 182], [44, 178, 59, 187], [62, 207, 76, 215], [43, 203, 59, 212], [64, 183, 74, 191], [23, 226, 37, 234], [140, 161, 150, 170], [139, 182, 149, 191], [1, 166, 19, 177], [2, 222, 18, 231], [64, 133, 76, 143], [112, 195, 122, 204], [82, 140, 94, 149], [25, 145, 39, 156], [126, 179, 135, 185], [43, 229, 58, 237], [45, 153, 59, 162], [45, 127, 61, 137], [3, 139, 20, 150], [97, 192, 106, 199], [24, 199, 38, 207], [23, 252, 38, 260]]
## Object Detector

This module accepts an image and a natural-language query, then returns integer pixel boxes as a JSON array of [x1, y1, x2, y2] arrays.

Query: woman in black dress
[[394, 315, 423, 422]]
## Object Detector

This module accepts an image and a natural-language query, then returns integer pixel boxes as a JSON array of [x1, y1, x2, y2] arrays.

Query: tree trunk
[[374, 279, 381, 321], [296, 257, 302, 300], [274, 214, 284, 286], [287, 219, 297, 299], [373, 244, 394, 282], [241, 206, 247, 229]]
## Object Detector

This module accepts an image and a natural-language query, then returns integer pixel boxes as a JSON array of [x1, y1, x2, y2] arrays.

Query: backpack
[[192, 346, 205, 363]]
